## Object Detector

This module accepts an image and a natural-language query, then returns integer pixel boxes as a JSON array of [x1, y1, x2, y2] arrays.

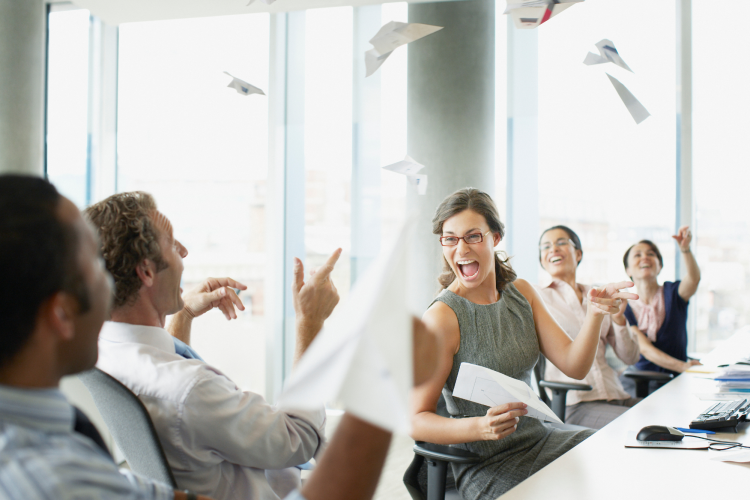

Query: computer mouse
[[637, 425, 684, 442]]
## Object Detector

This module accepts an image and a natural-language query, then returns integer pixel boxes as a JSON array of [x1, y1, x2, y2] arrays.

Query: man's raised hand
[[182, 277, 247, 321], [292, 248, 342, 327]]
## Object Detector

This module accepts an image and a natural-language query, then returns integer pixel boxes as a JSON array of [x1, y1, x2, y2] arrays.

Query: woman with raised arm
[[535, 225, 641, 429], [621, 227, 701, 376], [411, 188, 638, 500]]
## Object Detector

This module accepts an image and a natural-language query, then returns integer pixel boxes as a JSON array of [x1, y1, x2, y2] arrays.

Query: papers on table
[[605, 74, 650, 125], [223, 71, 265, 97], [278, 217, 417, 434], [584, 39, 633, 72], [709, 449, 750, 463], [382, 155, 428, 195], [365, 21, 443, 77], [624, 431, 711, 450], [504, 0, 584, 30], [694, 392, 749, 401], [452, 362, 562, 424]]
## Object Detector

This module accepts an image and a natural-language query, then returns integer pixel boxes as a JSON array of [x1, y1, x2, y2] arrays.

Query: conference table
[[500, 331, 750, 500]]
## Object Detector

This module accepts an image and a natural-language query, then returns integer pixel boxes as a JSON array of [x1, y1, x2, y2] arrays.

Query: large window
[[693, 1, 750, 352], [46, 6, 91, 208], [537, 1, 677, 287], [117, 14, 270, 395]]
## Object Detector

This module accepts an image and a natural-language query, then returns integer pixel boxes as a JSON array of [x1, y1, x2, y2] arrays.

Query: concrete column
[[407, 0, 495, 310], [0, 0, 46, 176]]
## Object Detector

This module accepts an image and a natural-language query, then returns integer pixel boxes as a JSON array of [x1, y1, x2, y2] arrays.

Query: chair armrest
[[413, 442, 480, 465], [623, 370, 674, 382], [539, 380, 593, 392]]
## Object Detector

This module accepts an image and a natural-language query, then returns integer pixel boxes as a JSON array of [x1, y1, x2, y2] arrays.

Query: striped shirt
[[0, 384, 173, 500]]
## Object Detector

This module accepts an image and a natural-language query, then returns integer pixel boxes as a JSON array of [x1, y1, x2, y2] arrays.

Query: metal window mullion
[[676, 0, 695, 351]]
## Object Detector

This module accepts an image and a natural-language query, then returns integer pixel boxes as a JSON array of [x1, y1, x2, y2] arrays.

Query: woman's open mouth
[[457, 259, 480, 280]]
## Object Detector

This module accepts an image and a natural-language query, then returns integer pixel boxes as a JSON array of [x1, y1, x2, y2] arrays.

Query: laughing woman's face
[[441, 209, 501, 291]]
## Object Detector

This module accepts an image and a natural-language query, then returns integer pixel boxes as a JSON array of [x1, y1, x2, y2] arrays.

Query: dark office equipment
[[78, 368, 177, 488], [636, 425, 684, 442], [534, 354, 592, 422], [622, 369, 674, 398], [689, 398, 750, 432]]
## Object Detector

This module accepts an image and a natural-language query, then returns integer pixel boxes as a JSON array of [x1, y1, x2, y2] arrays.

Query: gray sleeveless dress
[[433, 284, 594, 500]]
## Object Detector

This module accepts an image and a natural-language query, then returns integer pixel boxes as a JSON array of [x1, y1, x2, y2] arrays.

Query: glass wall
[[46, 7, 91, 208], [117, 13, 271, 395], [537, 0, 677, 287], [692, 1, 750, 352]]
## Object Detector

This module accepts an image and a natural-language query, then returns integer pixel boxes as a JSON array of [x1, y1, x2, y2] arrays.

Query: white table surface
[[500, 332, 750, 500]]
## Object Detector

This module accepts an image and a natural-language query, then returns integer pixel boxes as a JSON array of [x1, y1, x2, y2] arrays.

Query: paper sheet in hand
[[606, 74, 650, 124], [365, 21, 443, 77], [224, 71, 265, 96], [624, 432, 710, 450], [278, 218, 416, 433], [584, 39, 633, 72], [452, 363, 562, 424]]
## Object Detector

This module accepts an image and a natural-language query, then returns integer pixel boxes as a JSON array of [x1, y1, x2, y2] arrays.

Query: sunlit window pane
[[693, 1, 750, 352], [117, 14, 270, 395], [538, 1, 676, 287], [304, 7, 353, 298], [47, 8, 90, 208]]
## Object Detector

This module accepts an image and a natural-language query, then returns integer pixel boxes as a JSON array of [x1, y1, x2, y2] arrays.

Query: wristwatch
[[183, 490, 197, 500]]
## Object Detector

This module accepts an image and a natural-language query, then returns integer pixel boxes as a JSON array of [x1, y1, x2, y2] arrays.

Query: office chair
[[622, 369, 674, 398], [404, 442, 480, 500], [533, 354, 592, 422], [78, 368, 177, 488]]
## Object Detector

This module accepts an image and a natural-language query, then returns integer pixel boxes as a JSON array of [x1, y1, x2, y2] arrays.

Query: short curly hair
[[84, 192, 167, 308]]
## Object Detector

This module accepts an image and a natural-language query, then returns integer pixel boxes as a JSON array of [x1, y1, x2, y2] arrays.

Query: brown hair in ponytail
[[432, 188, 516, 295]]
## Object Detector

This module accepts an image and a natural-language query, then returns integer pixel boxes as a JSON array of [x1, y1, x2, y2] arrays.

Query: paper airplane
[[452, 362, 562, 424], [246, 0, 276, 5], [278, 218, 417, 433], [382, 155, 428, 195], [504, 0, 584, 30], [606, 73, 650, 124], [365, 21, 443, 77], [584, 39, 633, 72], [223, 71, 265, 97]]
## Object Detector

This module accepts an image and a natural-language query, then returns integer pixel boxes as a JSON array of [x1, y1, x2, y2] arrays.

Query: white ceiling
[[70, 0, 456, 26]]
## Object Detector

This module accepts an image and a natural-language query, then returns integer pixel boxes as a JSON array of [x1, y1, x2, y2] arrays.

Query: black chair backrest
[[533, 354, 552, 407], [78, 368, 177, 488]]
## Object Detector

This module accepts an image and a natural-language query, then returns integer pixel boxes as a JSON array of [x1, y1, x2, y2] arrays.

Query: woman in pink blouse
[[536, 226, 641, 429]]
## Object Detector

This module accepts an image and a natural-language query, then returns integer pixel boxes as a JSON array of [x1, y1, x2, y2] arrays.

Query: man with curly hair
[[84, 192, 342, 500]]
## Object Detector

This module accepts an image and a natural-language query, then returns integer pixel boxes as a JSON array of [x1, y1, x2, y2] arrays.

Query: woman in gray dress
[[412, 188, 638, 500]]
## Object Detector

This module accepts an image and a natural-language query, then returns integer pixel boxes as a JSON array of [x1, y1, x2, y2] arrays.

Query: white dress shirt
[[535, 280, 640, 405], [97, 321, 326, 500]]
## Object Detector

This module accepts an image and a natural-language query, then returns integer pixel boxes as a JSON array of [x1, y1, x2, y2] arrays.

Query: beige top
[[535, 280, 640, 405]]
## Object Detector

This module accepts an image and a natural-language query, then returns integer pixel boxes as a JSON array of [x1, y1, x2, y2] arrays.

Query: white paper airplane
[[382, 155, 428, 195], [278, 218, 416, 433], [584, 39, 633, 72], [606, 73, 650, 124], [246, 0, 276, 6], [223, 71, 265, 97], [504, 0, 584, 30], [452, 362, 562, 424], [365, 21, 443, 77]]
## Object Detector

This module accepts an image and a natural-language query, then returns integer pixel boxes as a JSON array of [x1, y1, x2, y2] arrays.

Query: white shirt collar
[[99, 321, 176, 355]]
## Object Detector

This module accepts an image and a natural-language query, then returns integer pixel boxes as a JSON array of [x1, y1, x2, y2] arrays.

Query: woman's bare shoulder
[[423, 300, 461, 353]]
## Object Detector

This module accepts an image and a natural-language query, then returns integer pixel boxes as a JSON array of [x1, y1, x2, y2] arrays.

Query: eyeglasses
[[539, 238, 576, 252], [439, 231, 491, 247]]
